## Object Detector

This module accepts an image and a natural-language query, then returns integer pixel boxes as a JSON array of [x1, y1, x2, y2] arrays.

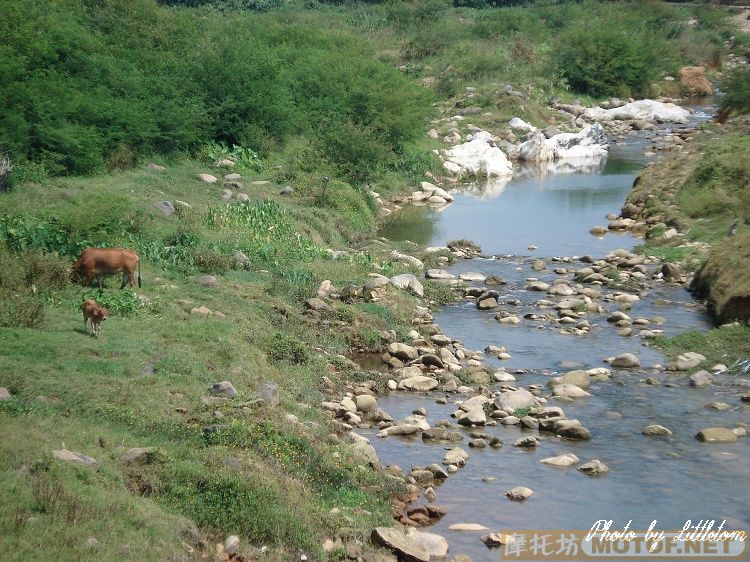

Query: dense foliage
[[719, 67, 750, 117], [0, 0, 431, 178]]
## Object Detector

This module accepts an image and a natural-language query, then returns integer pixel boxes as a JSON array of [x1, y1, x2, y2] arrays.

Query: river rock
[[399, 376, 438, 392], [505, 487, 533, 501], [443, 447, 469, 466], [449, 523, 489, 532], [355, 394, 378, 413], [583, 99, 691, 124], [387, 343, 419, 361], [643, 424, 672, 437], [552, 384, 591, 399], [518, 124, 608, 163], [696, 428, 738, 443], [557, 425, 592, 440], [675, 352, 706, 371], [371, 527, 449, 562], [426, 269, 455, 280], [578, 459, 609, 476], [549, 370, 590, 389], [611, 353, 640, 368], [477, 297, 498, 310], [494, 389, 536, 410], [390, 274, 425, 297], [690, 371, 712, 388], [442, 131, 514, 178], [458, 409, 487, 426], [539, 453, 579, 467]]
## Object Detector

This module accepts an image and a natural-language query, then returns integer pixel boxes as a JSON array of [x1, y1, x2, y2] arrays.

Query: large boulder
[[442, 131, 514, 178], [371, 527, 449, 562], [494, 389, 537, 410], [390, 274, 425, 297], [583, 100, 691, 124], [517, 124, 608, 163]]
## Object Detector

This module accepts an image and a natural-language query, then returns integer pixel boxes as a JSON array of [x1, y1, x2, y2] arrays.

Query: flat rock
[[448, 523, 489, 532], [539, 453, 579, 467], [52, 449, 98, 467], [399, 376, 439, 392], [120, 447, 158, 464], [198, 173, 217, 184], [696, 428, 738, 443], [0, 387, 10, 400]]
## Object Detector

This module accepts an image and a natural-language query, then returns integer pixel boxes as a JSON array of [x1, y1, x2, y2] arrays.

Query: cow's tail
[[137, 257, 142, 288]]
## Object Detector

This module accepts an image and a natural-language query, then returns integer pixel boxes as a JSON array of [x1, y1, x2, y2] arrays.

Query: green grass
[[0, 157, 426, 559], [653, 323, 750, 368]]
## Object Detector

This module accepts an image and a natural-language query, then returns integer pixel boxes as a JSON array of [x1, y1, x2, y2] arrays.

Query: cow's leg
[[83, 314, 88, 334], [93, 321, 98, 337], [120, 271, 128, 289]]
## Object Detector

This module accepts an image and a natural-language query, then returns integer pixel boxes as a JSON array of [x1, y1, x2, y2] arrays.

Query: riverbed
[[367, 104, 750, 560]]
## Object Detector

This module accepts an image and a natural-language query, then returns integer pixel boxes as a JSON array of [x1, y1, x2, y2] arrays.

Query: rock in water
[[539, 453, 579, 467], [642, 425, 673, 437], [442, 131, 514, 178], [696, 428, 738, 443], [611, 353, 640, 368], [505, 487, 534, 501], [578, 459, 609, 476]]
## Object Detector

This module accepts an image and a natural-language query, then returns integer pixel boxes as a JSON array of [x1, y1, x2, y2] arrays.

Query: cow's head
[[95, 306, 109, 323]]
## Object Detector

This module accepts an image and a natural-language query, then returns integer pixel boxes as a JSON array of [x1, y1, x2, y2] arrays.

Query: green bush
[[719, 67, 750, 118], [80, 289, 143, 316], [267, 331, 310, 364], [554, 26, 665, 98]]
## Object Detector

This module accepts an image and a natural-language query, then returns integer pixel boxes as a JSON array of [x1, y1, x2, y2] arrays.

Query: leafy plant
[[198, 141, 262, 173], [267, 331, 310, 364], [79, 289, 144, 316]]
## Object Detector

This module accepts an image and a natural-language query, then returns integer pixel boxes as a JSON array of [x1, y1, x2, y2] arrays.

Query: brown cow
[[82, 299, 109, 337], [71, 248, 142, 289]]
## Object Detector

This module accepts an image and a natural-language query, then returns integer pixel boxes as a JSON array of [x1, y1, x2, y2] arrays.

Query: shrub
[[267, 331, 310, 364], [79, 289, 142, 316], [554, 26, 666, 98], [0, 291, 45, 328], [719, 67, 750, 120]]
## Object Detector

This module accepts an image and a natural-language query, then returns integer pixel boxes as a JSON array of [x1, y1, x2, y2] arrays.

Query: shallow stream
[[367, 103, 750, 560]]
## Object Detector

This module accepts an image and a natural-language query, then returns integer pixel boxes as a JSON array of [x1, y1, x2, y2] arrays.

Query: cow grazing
[[82, 299, 109, 337], [71, 248, 141, 289]]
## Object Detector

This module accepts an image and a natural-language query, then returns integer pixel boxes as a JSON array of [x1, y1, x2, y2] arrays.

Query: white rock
[[442, 131, 513, 178], [583, 100, 691, 124], [539, 453, 580, 467], [508, 117, 536, 133]]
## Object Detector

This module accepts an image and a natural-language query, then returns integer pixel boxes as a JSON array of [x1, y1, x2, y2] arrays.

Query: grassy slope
[[0, 163, 434, 561]]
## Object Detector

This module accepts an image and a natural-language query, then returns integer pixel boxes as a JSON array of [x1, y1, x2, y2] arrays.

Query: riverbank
[[621, 116, 750, 362]]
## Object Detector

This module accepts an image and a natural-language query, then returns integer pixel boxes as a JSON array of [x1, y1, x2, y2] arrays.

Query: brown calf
[[82, 299, 109, 337], [71, 248, 141, 289]]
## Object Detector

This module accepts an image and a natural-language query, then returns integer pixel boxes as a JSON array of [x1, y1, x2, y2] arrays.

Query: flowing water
[[367, 103, 750, 560]]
